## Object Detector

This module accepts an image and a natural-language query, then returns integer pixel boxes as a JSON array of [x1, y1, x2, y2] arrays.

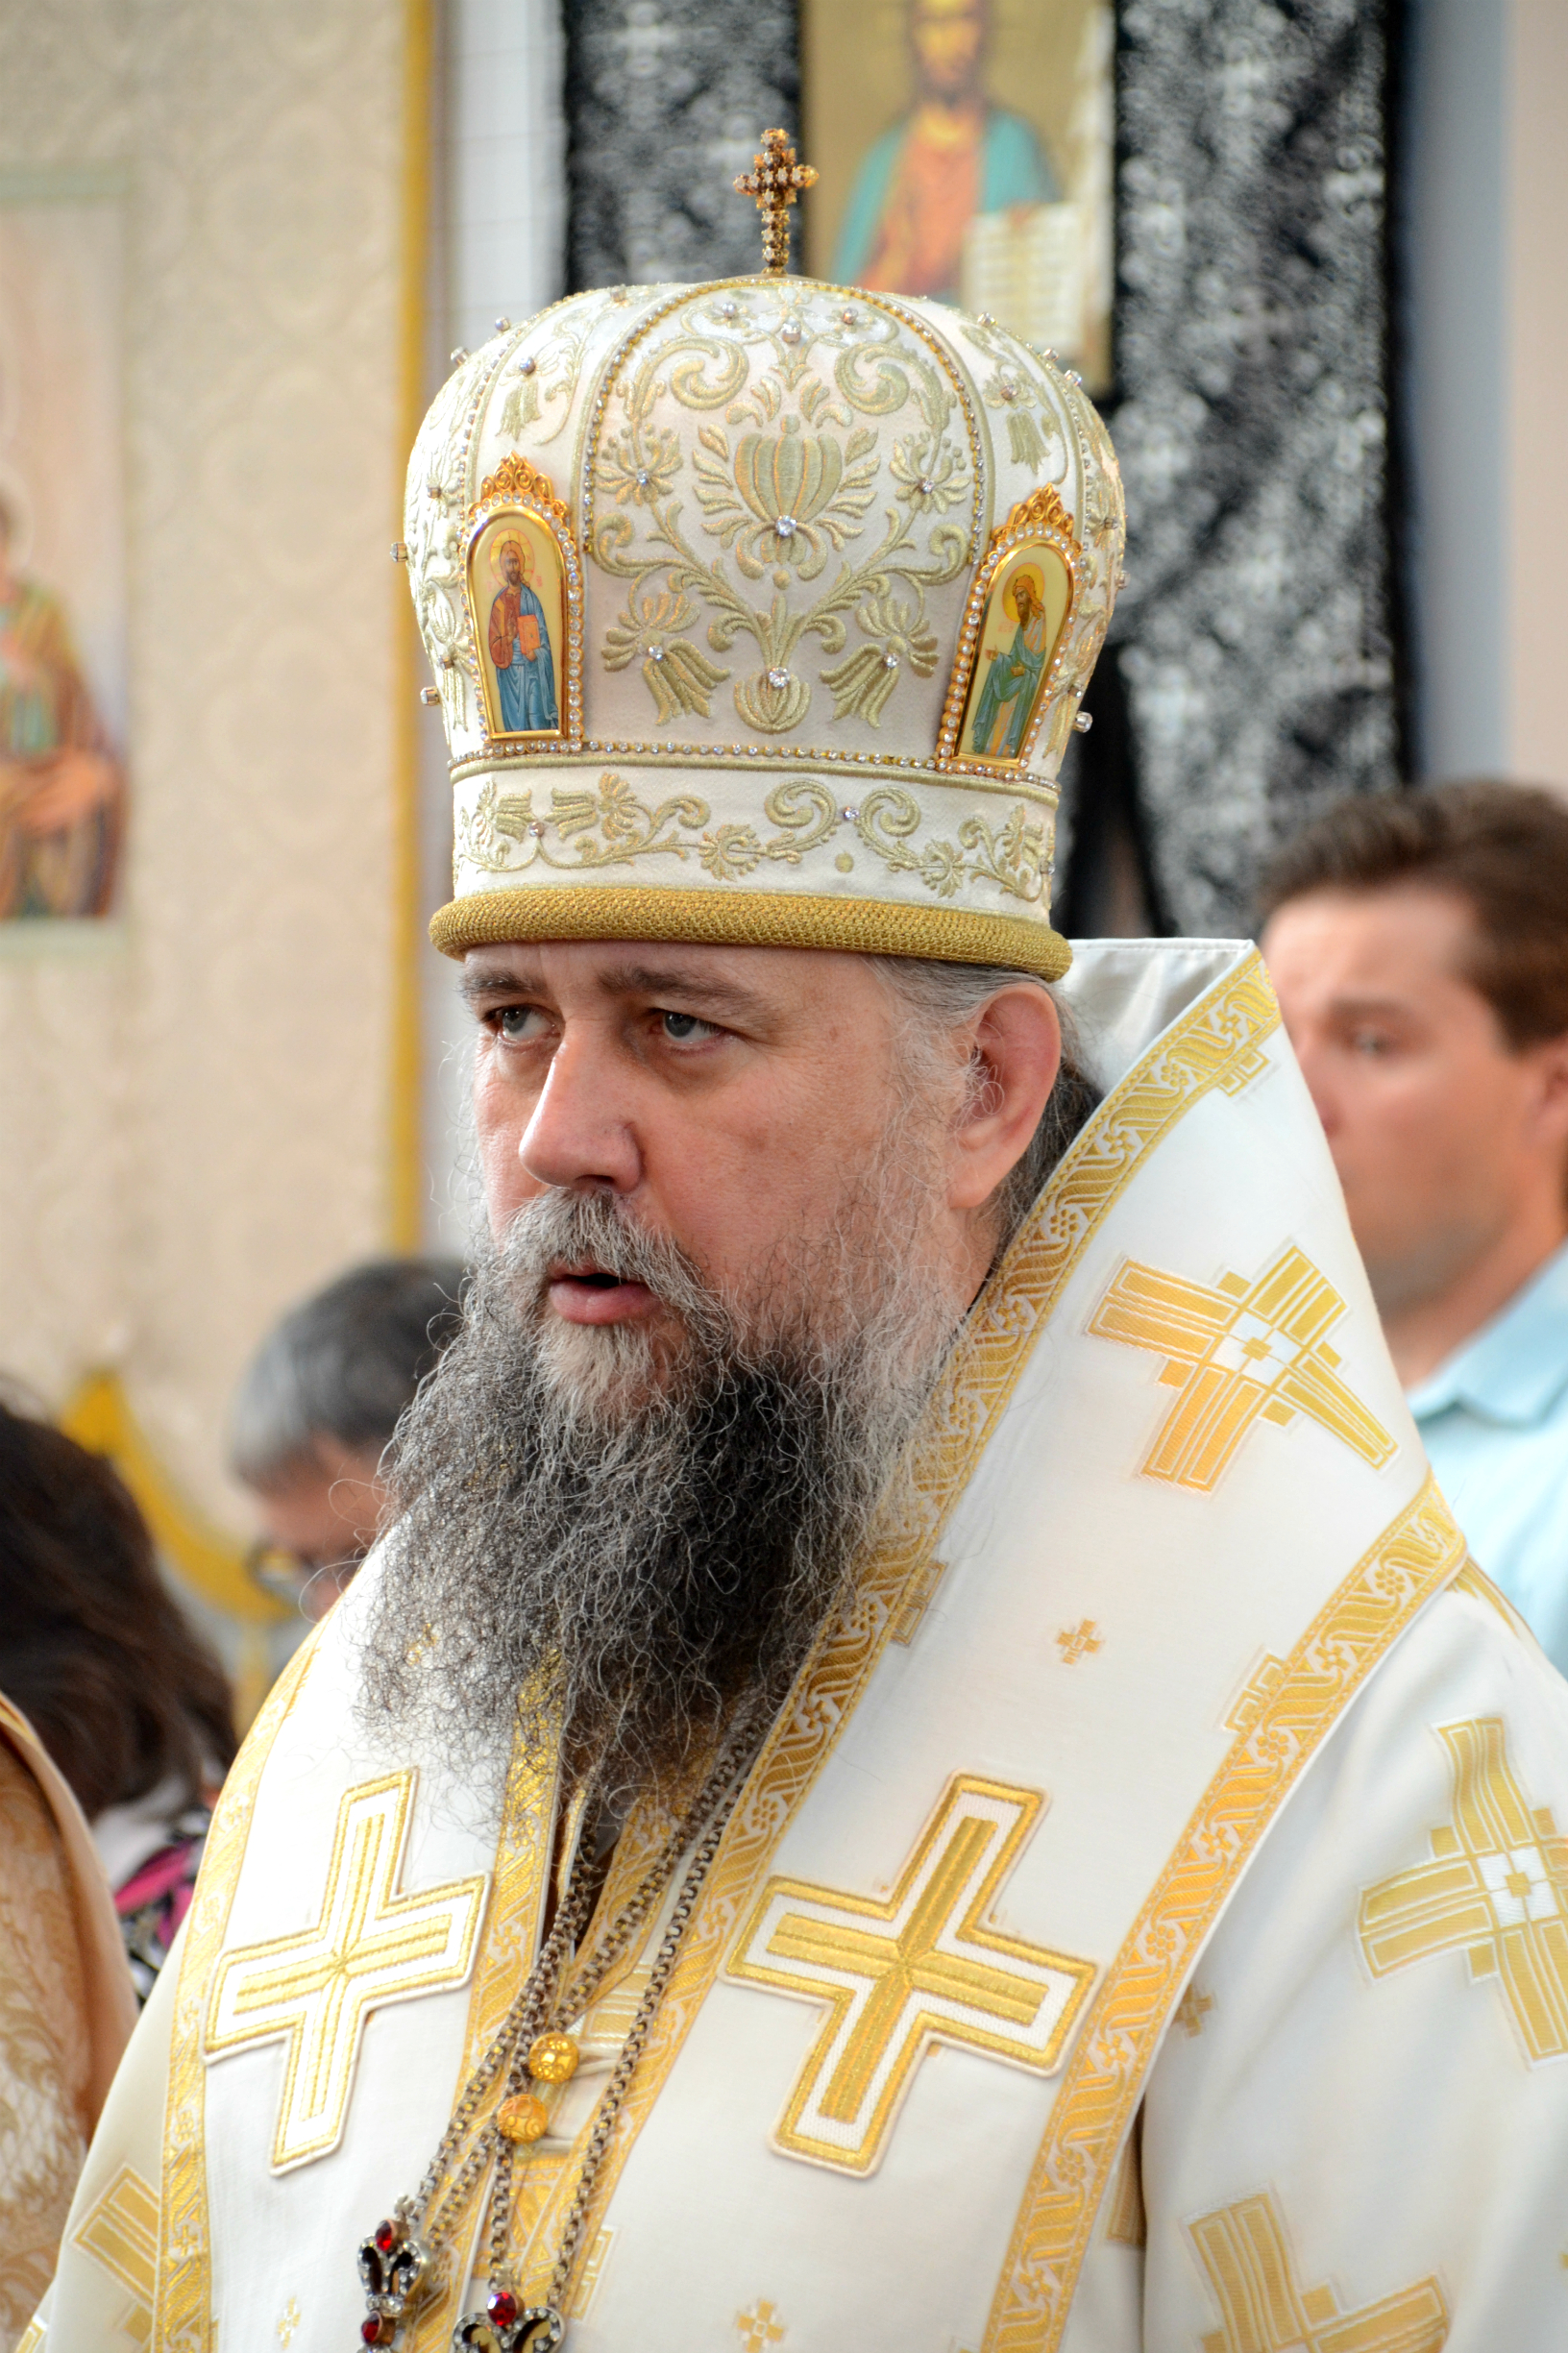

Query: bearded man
[[36, 189, 1568, 2353]]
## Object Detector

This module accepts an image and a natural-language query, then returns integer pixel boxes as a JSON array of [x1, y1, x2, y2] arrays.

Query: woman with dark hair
[[0, 1397, 236, 2000]]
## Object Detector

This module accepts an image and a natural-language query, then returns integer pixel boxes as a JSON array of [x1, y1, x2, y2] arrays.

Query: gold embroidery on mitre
[[1087, 1243, 1396, 1492], [14, 2322, 44, 2353], [205, 1771, 487, 2170], [1360, 1717, 1568, 2062], [735, 2299, 787, 2351], [72, 2165, 158, 2349], [726, 1775, 1096, 2174], [1188, 2191, 1448, 2353]]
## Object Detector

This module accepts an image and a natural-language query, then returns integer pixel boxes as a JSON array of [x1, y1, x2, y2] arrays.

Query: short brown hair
[[1257, 782, 1568, 1048]]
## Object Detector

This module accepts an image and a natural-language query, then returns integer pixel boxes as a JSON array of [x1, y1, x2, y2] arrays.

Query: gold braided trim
[[981, 1475, 1467, 2353], [527, 950, 1284, 2307], [155, 1630, 321, 2350], [409, 1729, 561, 2351], [430, 886, 1071, 978]]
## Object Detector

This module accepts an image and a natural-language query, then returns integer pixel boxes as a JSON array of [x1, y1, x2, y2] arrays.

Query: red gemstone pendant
[[488, 2290, 519, 2326]]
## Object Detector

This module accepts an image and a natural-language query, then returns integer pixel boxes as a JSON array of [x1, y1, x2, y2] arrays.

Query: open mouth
[[546, 1261, 658, 1325]]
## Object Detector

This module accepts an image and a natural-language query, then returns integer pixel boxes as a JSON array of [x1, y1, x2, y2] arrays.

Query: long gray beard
[[358, 1183, 962, 1802]]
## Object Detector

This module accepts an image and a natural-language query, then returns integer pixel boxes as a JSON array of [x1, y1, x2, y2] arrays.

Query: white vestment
[[30, 940, 1568, 2353]]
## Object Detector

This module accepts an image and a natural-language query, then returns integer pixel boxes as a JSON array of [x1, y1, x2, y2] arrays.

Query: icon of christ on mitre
[[37, 136, 1568, 2353]]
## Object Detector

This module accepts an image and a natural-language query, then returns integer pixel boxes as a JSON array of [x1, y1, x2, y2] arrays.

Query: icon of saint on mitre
[[472, 517, 563, 741], [957, 544, 1070, 765]]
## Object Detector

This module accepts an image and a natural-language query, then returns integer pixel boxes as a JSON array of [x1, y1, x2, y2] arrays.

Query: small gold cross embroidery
[[734, 130, 818, 275], [736, 2301, 786, 2351], [206, 1771, 487, 2169], [1174, 1984, 1213, 2036], [1088, 1242, 1396, 1491], [1190, 2191, 1448, 2352], [1360, 1716, 1568, 2061], [1056, 1619, 1101, 1664], [278, 2299, 302, 2346], [728, 1774, 1095, 2172]]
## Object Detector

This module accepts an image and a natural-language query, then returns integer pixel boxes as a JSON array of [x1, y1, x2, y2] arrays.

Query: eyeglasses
[[246, 1542, 364, 1620]]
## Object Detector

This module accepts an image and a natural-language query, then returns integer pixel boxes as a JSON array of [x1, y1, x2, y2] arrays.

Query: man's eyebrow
[[458, 963, 543, 1003], [1323, 992, 1419, 1019], [597, 961, 773, 1018]]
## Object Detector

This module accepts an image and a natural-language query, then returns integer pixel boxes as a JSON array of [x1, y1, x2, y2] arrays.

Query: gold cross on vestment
[[1190, 2190, 1448, 2353], [72, 2164, 159, 2349], [734, 130, 818, 275], [1088, 1241, 1396, 1492], [1360, 1715, 1568, 2061], [727, 1775, 1095, 2173], [1056, 1619, 1101, 1664], [736, 2301, 786, 2352], [206, 1771, 487, 2169]]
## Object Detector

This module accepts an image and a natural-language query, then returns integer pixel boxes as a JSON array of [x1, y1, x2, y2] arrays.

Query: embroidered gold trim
[[408, 1734, 560, 2351], [205, 1771, 487, 2171], [155, 1633, 320, 2349], [429, 883, 1070, 975], [530, 949, 1285, 2303], [980, 1476, 1465, 2353]]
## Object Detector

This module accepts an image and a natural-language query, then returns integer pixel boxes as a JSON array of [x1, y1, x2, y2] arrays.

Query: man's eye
[[1350, 1029, 1393, 1057], [659, 1010, 719, 1042], [493, 1004, 545, 1042]]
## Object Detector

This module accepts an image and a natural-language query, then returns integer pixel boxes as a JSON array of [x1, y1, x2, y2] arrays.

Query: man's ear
[[946, 983, 1063, 1214]]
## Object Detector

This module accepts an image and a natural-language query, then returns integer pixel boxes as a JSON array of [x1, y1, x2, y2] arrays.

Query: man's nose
[[518, 1032, 642, 1194]]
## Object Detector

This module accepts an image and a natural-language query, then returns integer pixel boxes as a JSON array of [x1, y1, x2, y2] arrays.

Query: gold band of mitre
[[429, 884, 1072, 977]]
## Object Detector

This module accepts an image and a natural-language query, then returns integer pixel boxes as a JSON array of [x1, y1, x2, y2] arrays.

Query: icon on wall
[[803, 0, 1113, 393], [0, 186, 128, 923]]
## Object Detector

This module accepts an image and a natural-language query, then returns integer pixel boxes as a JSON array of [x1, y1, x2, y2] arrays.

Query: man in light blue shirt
[[1260, 783, 1568, 1675], [1405, 1241, 1568, 1667]]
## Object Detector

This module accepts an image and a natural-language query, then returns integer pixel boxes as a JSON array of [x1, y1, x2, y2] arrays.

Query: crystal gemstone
[[774, 516, 796, 539]]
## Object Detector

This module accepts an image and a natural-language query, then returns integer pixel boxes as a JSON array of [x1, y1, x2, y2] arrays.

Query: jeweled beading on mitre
[[404, 275, 1124, 968]]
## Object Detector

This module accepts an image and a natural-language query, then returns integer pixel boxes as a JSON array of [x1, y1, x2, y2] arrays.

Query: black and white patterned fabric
[[563, 0, 800, 290], [1110, 0, 1399, 934]]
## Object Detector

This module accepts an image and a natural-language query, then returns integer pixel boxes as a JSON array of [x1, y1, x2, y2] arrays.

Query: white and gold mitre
[[404, 139, 1125, 978]]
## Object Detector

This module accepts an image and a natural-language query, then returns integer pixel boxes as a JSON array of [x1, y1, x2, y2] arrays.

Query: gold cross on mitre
[[1088, 1240, 1396, 1492], [1189, 2190, 1448, 2353], [734, 129, 818, 275], [205, 1771, 487, 2169], [726, 1774, 1095, 2173], [1360, 1714, 1568, 2061]]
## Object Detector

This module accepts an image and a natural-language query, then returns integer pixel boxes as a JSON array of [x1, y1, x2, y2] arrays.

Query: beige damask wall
[[0, 2, 414, 1535]]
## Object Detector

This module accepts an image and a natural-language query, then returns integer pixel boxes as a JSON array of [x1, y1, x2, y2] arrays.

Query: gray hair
[[230, 1256, 468, 1487], [870, 957, 1099, 1248]]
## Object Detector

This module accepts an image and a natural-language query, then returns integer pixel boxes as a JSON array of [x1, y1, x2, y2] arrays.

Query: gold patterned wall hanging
[[726, 1774, 1095, 2173], [463, 454, 581, 748], [204, 1771, 487, 2170], [1360, 1715, 1568, 2062]]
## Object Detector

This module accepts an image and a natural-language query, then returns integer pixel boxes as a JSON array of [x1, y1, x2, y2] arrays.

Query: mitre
[[404, 163, 1124, 980]]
